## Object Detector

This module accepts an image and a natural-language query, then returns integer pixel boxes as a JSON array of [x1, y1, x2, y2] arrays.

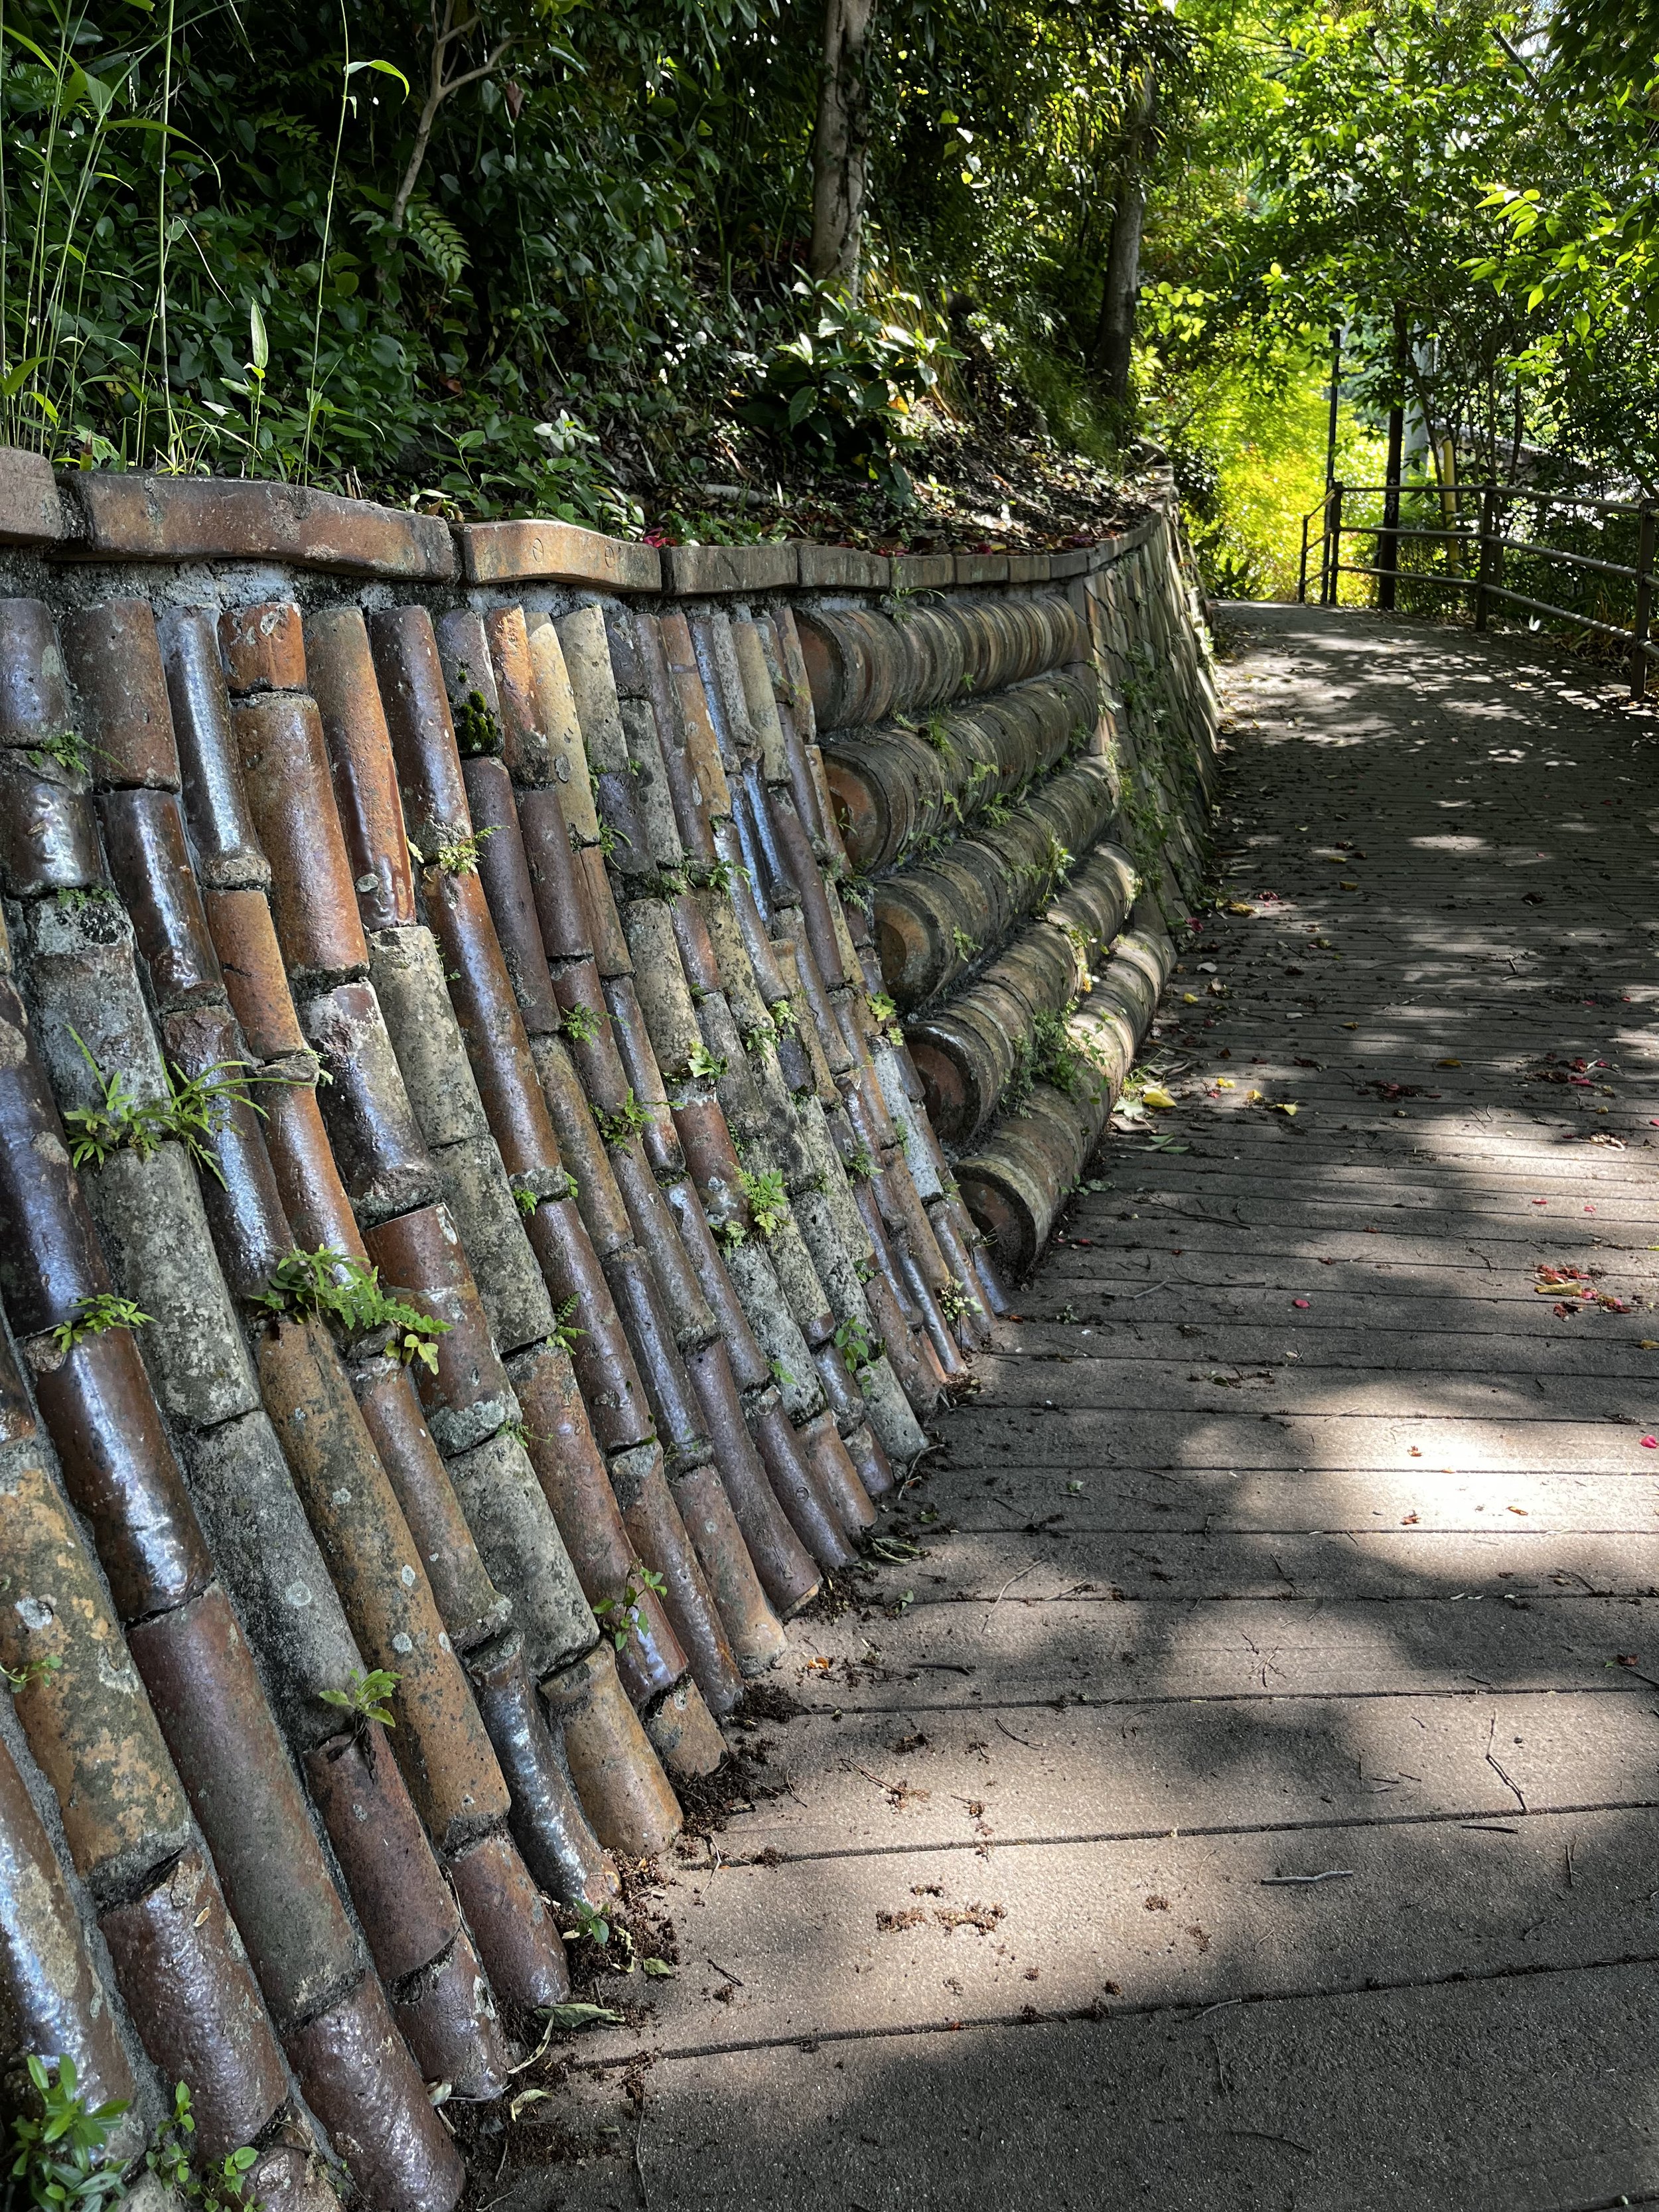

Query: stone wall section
[[0, 448, 1215, 2205]]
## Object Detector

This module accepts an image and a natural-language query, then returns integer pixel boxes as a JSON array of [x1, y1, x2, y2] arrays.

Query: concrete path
[[508, 604, 1659, 2211]]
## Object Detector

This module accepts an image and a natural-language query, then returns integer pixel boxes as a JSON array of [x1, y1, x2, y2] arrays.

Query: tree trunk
[[1092, 74, 1155, 402], [809, 0, 875, 297]]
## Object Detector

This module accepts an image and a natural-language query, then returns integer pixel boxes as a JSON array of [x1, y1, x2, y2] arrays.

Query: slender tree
[[390, 0, 519, 234], [810, 0, 875, 295], [1093, 67, 1155, 402]]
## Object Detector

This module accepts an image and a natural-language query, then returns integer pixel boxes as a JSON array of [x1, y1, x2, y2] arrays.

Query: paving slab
[[516, 1968, 1659, 2212], [784, 1588, 1659, 1702], [963, 1354, 1656, 1423], [679, 1692, 1659, 1859], [574, 1805, 1659, 2059], [918, 1463, 1659, 1528], [930, 1407, 1659, 1475]]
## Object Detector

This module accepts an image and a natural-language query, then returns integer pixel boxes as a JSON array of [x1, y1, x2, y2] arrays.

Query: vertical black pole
[[1324, 326, 1341, 493], [1475, 484, 1499, 630], [1378, 305, 1406, 614], [1631, 504, 1655, 703], [1323, 482, 1345, 606]]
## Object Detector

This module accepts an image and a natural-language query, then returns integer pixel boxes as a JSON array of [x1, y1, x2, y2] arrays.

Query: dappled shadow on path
[[511, 606, 1659, 2212]]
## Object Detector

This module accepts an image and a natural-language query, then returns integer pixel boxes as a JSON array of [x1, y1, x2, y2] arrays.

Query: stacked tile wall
[[0, 448, 1215, 2206]]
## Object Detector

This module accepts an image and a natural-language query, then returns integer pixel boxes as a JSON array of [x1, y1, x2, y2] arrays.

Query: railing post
[[1319, 489, 1331, 605], [1475, 486, 1500, 630], [1376, 473, 1401, 613], [1298, 511, 1311, 605], [1632, 503, 1656, 703], [1322, 482, 1344, 606]]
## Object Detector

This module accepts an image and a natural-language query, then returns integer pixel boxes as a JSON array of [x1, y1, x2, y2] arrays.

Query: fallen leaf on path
[[1435, 1058, 1461, 1068], [1141, 1085, 1178, 1109], [542, 2004, 626, 2032], [1292, 1299, 1311, 1309]]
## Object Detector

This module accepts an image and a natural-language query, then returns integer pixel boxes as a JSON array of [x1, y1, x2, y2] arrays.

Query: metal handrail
[[1321, 482, 1642, 515], [1295, 477, 1658, 701], [1486, 536, 1640, 581]]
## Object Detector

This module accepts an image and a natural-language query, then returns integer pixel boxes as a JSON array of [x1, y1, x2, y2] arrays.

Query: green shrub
[[740, 280, 954, 497]]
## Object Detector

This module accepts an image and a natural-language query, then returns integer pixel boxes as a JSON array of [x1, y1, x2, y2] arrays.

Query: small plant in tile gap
[[450, 671, 500, 757], [252, 1249, 451, 1373], [52, 1295, 153, 1355], [833, 1314, 878, 1372], [320, 1667, 400, 1732], [549, 1295, 585, 1356], [64, 1031, 291, 1187], [592, 1090, 652, 1146], [432, 824, 498, 876], [593, 1567, 668, 1653], [27, 731, 91, 779], [9, 2055, 129, 2209], [739, 1167, 789, 1236], [147, 2083, 263, 2210]]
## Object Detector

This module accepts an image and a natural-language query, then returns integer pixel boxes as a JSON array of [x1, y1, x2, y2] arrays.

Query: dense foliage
[[1138, 0, 1659, 591], [4, 0, 1652, 581], [0, 0, 1184, 528]]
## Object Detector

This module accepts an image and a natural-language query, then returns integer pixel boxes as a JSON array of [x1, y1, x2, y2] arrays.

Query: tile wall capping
[[952, 550, 1011, 585], [887, 552, 956, 592], [0, 449, 69, 547], [792, 544, 891, 592], [50, 473, 457, 581], [457, 519, 662, 593], [660, 541, 800, 596]]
